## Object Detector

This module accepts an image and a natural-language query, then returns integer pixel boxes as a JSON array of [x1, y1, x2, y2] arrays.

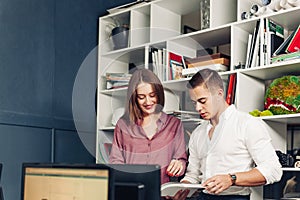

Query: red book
[[286, 25, 300, 53], [169, 52, 182, 63], [226, 74, 236, 105]]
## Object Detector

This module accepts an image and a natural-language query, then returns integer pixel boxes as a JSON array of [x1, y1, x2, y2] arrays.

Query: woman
[[109, 68, 187, 184]]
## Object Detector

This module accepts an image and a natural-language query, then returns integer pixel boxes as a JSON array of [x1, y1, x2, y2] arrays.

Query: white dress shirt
[[182, 105, 282, 195]]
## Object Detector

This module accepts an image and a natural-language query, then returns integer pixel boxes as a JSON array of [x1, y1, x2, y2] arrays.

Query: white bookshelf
[[97, 0, 300, 199]]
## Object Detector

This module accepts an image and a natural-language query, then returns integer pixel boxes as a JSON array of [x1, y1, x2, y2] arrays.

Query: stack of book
[[261, 18, 285, 66], [146, 47, 167, 81], [245, 18, 285, 68], [182, 53, 230, 76], [105, 73, 132, 89]]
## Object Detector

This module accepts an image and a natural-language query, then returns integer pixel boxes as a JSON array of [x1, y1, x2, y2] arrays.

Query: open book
[[161, 182, 204, 197]]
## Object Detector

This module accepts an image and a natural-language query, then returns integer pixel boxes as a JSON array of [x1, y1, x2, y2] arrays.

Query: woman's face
[[136, 82, 158, 116]]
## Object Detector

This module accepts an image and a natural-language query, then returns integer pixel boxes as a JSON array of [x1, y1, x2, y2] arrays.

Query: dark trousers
[[197, 192, 250, 200]]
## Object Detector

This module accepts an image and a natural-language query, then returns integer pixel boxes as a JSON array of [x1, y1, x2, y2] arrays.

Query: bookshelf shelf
[[237, 60, 300, 80], [99, 88, 127, 95], [97, 0, 300, 199], [261, 114, 300, 125], [99, 126, 116, 131]]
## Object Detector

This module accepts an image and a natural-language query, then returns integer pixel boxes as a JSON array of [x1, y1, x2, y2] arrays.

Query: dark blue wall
[[0, 0, 134, 199]]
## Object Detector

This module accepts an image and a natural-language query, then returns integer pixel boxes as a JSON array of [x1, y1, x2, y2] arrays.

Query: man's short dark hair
[[187, 68, 224, 92]]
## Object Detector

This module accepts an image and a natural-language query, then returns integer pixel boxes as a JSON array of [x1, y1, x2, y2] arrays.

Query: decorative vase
[[111, 25, 129, 50]]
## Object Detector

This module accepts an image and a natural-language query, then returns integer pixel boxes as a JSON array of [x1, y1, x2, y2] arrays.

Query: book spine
[[163, 48, 167, 81], [260, 18, 266, 66], [226, 74, 236, 105], [145, 46, 149, 69], [245, 33, 253, 68], [246, 19, 260, 68], [271, 51, 300, 63]]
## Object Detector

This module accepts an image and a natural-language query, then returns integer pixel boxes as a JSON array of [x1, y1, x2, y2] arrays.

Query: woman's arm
[[109, 123, 125, 163], [166, 120, 187, 177]]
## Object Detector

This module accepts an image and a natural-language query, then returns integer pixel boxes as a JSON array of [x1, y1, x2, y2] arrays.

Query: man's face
[[189, 85, 218, 120]]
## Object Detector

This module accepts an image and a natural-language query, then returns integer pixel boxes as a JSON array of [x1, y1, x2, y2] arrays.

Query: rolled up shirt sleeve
[[245, 118, 283, 184]]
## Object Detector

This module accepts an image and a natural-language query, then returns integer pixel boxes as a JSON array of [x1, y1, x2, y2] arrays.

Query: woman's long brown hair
[[123, 68, 165, 124]]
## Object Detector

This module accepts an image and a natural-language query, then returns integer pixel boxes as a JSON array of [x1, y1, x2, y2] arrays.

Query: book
[[251, 29, 260, 68], [286, 25, 300, 53], [187, 57, 230, 68], [260, 18, 285, 66], [185, 53, 230, 64], [182, 64, 228, 76], [146, 46, 158, 72], [268, 19, 284, 38], [168, 52, 184, 80], [163, 48, 167, 80], [106, 73, 132, 81], [273, 31, 296, 56], [260, 18, 266, 66], [266, 32, 284, 65], [226, 73, 237, 105], [246, 19, 261, 68], [170, 60, 184, 80], [245, 33, 253, 68], [161, 182, 204, 197], [271, 51, 300, 63], [169, 51, 183, 63], [105, 73, 131, 89]]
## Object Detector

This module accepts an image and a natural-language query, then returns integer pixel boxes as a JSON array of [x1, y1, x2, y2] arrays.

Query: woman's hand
[[166, 159, 184, 177]]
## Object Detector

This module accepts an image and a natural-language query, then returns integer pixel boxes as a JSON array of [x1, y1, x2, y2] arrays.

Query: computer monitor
[[109, 164, 161, 200], [20, 163, 114, 200]]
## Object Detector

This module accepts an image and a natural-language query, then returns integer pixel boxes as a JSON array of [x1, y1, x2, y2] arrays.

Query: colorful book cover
[[170, 60, 183, 80], [168, 52, 183, 80], [273, 31, 296, 56], [286, 25, 300, 53]]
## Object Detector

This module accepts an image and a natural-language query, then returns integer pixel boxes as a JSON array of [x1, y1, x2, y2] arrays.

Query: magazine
[[161, 182, 204, 197]]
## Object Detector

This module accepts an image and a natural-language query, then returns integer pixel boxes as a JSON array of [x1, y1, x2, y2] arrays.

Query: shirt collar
[[221, 104, 236, 120], [136, 111, 167, 127]]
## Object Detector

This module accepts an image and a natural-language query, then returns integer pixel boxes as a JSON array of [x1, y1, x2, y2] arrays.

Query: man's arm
[[202, 168, 266, 194]]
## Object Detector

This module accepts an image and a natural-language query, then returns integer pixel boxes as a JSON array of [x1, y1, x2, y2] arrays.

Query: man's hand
[[202, 174, 232, 194], [166, 159, 184, 177]]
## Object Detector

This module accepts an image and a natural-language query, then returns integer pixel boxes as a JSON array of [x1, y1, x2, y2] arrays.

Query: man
[[177, 68, 282, 200]]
